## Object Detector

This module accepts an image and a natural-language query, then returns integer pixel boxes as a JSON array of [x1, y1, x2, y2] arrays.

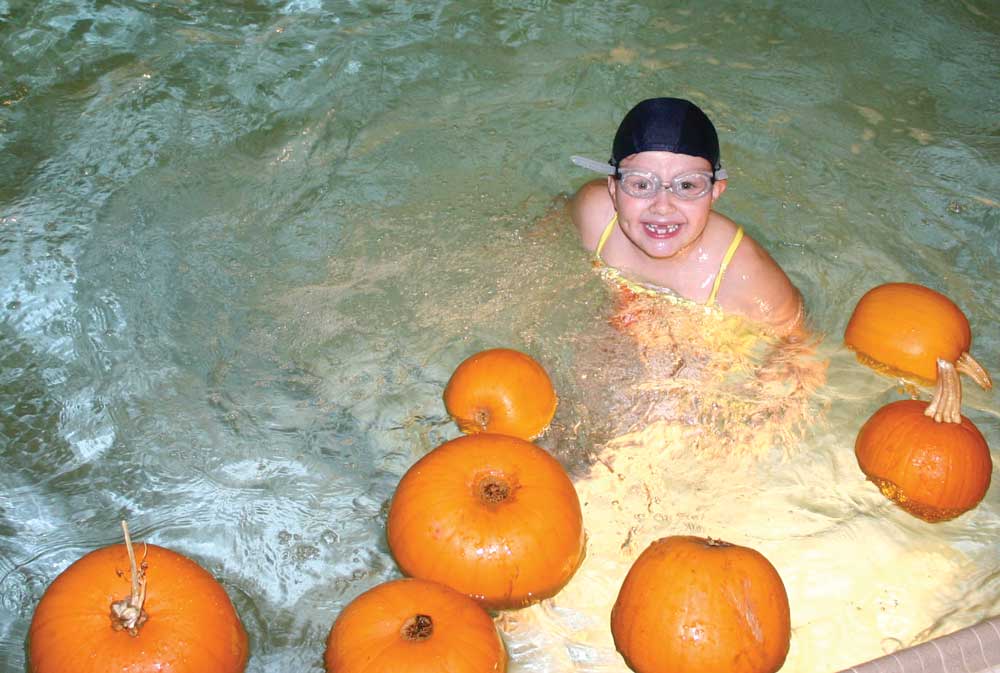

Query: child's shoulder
[[713, 221, 803, 335], [704, 210, 742, 247], [703, 212, 775, 274], [570, 179, 614, 251], [726, 224, 786, 280]]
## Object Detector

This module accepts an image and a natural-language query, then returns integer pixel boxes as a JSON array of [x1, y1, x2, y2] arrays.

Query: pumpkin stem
[[477, 475, 511, 504], [110, 520, 149, 636], [472, 408, 491, 431], [924, 359, 962, 424], [705, 537, 733, 548], [956, 352, 992, 391], [401, 614, 434, 641]]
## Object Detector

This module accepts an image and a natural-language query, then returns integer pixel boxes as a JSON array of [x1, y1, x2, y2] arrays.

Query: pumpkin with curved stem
[[855, 361, 992, 522], [611, 535, 790, 673], [443, 348, 558, 440], [324, 577, 507, 673], [844, 282, 992, 393], [386, 433, 585, 610], [28, 522, 248, 673]]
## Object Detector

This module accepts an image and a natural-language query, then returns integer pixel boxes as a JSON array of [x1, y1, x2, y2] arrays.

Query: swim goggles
[[571, 155, 728, 201]]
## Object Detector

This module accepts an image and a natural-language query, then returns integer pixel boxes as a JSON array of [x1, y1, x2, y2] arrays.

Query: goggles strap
[[570, 155, 616, 175]]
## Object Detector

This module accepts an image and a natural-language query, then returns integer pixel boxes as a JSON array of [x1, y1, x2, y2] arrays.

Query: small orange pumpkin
[[324, 577, 507, 673], [386, 433, 585, 610], [28, 522, 248, 673], [855, 361, 992, 522], [611, 535, 790, 673], [844, 282, 991, 393], [443, 348, 558, 440]]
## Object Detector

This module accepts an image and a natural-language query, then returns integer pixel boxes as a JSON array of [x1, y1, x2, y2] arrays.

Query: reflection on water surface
[[1, 1, 997, 671]]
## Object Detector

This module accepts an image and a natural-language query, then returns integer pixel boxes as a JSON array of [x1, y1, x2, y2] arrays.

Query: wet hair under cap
[[611, 97, 722, 175]]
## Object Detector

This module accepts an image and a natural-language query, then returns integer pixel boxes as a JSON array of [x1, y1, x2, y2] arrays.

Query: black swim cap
[[612, 98, 722, 173]]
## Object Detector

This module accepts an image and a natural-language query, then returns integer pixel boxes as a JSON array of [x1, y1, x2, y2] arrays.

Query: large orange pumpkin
[[386, 433, 585, 610], [844, 282, 991, 392], [855, 363, 992, 522], [28, 522, 248, 673], [324, 578, 507, 673], [443, 348, 558, 440], [611, 535, 790, 673]]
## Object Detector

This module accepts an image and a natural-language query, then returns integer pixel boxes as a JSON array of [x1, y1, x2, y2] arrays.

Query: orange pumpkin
[[611, 535, 790, 673], [855, 391, 992, 523], [28, 522, 248, 673], [443, 348, 558, 440], [844, 282, 991, 391], [386, 433, 585, 610], [324, 578, 507, 673]]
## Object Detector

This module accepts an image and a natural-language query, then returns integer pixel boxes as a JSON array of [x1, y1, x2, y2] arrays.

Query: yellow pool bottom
[[493, 294, 992, 673]]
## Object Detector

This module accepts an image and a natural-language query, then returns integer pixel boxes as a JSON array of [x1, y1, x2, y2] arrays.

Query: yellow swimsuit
[[595, 213, 744, 307]]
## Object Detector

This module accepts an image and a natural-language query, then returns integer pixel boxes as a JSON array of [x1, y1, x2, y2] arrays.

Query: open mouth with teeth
[[643, 221, 682, 237]]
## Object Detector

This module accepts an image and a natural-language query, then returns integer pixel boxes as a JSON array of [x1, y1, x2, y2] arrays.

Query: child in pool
[[570, 97, 805, 338]]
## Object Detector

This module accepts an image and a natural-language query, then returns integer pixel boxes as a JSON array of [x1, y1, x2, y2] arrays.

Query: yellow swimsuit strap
[[707, 226, 743, 306], [595, 212, 618, 262], [595, 213, 743, 307]]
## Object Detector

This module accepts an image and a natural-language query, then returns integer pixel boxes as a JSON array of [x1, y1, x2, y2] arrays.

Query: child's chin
[[640, 240, 686, 259]]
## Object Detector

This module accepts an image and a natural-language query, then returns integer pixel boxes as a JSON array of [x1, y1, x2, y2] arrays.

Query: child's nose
[[649, 188, 677, 212]]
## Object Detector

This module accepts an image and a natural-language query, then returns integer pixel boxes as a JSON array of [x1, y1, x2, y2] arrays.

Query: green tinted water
[[1, 1, 997, 671]]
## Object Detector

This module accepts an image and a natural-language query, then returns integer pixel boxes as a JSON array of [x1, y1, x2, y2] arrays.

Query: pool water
[[1, 1, 997, 671]]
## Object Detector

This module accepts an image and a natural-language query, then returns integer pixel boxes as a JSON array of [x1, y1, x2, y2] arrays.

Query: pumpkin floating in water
[[28, 522, 248, 673], [443, 348, 558, 440], [844, 283, 992, 418], [386, 433, 584, 610], [611, 535, 790, 673], [324, 577, 507, 673], [855, 360, 992, 522]]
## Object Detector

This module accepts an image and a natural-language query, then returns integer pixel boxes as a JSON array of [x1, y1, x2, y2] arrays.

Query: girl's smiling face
[[608, 150, 726, 261]]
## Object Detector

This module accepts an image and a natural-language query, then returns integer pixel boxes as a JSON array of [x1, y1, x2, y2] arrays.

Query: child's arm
[[726, 241, 825, 389], [716, 234, 805, 339], [717, 232, 827, 391], [570, 178, 614, 251]]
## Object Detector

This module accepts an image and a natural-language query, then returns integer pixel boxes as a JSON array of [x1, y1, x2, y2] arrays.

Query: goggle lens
[[618, 171, 714, 200]]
